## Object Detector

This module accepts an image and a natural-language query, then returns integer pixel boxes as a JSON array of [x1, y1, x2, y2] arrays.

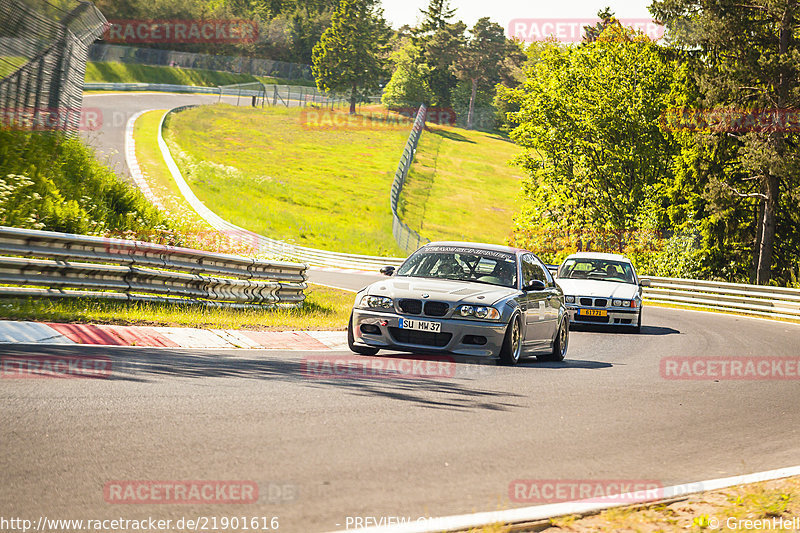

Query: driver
[[436, 255, 462, 277], [491, 260, 516, 287]]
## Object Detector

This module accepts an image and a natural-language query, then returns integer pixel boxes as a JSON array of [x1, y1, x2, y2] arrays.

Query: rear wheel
[[347, 313, 379, 356], [498, 314, 522, 366], [540, 316, 568, 362]]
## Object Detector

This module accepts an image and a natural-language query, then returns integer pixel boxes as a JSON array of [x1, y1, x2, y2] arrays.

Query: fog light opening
[[360, 324, 381, 335]]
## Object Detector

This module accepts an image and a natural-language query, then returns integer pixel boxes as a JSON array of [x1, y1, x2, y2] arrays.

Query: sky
[[381, 0, 656, 33]]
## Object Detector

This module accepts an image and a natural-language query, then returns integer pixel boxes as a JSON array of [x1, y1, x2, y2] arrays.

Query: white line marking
[[324, 465, 800, 533]]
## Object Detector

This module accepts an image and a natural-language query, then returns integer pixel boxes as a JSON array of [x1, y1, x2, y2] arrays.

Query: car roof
[[563, 251, 632, 263], [422, 241, 525, 255]]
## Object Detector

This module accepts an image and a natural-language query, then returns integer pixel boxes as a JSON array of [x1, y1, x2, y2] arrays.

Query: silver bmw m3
[[348, 242, 569, 365]]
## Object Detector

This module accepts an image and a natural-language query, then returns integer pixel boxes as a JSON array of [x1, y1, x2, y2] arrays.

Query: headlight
[[456, 305, 500, 320], [565, 295, 575, 303], [612, 299, 622, 307], [359, 295, 393, 309]]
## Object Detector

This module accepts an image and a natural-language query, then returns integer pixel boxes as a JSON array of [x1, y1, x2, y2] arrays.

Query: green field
[[85, 61, 316, 87], [159, 104, 525, 255], [165, 104, 413, 256], [399, 125, 523, 245]]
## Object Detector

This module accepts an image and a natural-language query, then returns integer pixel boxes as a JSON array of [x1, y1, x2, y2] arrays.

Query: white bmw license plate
[[398, 318, 442, 333]]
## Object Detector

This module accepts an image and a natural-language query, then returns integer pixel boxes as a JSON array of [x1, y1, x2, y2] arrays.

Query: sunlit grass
[[0, 284, 353, 330], [85, 61, 315, 87], [165, 104, 411, 256], [0, 56, 26, 78], [399, 125, 523, 246]]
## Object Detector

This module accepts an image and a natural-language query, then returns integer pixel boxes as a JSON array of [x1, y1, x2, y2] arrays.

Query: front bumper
[[566, 306, 639, 326], [351, 308, 508, 357]]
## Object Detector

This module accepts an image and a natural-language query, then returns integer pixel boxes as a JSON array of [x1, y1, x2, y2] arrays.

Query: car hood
[[555, 279, 639, 299], [365, 277, 518, 307]]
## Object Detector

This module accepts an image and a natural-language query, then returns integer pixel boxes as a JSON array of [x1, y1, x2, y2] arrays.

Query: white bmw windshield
[[558, 258, 636, 284]]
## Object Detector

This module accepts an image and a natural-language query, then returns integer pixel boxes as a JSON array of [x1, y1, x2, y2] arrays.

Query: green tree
[[311, 0, 391, 113], [651, 0, 800, 284], [381, 41, 434, 107], [411, 0, 464, 106], [454, 18, 521, 129], [501, 26, 681, 256], [582, 7, 618, 43]]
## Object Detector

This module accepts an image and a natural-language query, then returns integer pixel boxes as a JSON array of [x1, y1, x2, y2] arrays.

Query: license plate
[[579, 309, 607, 317], [398, 318, 442, 333]]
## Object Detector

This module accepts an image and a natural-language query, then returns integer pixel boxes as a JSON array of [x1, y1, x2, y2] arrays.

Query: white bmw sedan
[[555, 252, 651, 332]]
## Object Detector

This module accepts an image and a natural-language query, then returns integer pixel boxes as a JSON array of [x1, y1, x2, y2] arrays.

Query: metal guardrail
[[642, 276, 800, 320], [0, 226, 308, 308], [158, 106, 405, 270], [390, 104, 430, 255]]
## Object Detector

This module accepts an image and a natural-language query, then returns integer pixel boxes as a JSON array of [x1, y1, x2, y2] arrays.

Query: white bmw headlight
[[613, 299, 622, 306], [565, 295, 575, 303], [359, 295, 393, 309]]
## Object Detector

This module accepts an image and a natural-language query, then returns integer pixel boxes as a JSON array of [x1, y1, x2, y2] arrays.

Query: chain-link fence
[[218, 81, 381, 109], [89, 43, 314, 83], [391, 104, 430, 255], [0, 0, 106, 133]]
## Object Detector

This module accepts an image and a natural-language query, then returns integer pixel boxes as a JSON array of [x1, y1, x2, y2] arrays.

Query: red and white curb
[[0, 321, 347, 350], [327, 465, 800, 533], [125, 109, 165, 210]]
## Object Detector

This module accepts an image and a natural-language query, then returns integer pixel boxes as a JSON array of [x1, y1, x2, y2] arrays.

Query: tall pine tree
[[312, 0, 391, 114]]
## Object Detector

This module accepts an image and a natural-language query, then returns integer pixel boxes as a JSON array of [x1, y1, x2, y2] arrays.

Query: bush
[[0, 128, 174, 239]]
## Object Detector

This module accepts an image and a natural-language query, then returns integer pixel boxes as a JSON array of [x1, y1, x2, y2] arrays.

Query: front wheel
[[347, 313, 379, 356], [540, 316, 568, 362], [633, 310, 642, 333], [498, 314, 523, 366]]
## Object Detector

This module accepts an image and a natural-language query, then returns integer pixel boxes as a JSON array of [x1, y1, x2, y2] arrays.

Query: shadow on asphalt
[[518, 358, 613, 369], [570, 324, 680, 335], [1, 345, 529, 412]]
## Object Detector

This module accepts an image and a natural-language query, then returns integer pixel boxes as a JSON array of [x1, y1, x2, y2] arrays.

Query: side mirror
[[639, 278, 651, 287], [379, 266, 395, 276], [523, 280, 546, 292]]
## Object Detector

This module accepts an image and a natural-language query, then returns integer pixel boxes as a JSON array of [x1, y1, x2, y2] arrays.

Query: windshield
[[397, 245, 518, 288], [558, 258, 636, 284]]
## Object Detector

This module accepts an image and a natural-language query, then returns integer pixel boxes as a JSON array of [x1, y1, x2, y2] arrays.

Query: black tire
[[347, 313, 379, 356], [540, 316, 568, 362], [498, 314, 523, 366], [633, 310, 642, 333]]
